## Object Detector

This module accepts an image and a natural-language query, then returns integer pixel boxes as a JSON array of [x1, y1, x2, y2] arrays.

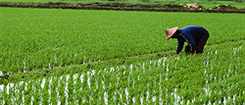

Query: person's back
[[179, 26, 208, 41]]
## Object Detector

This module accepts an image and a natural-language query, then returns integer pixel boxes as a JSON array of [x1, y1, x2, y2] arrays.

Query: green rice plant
[[0, 7, 245, 104], [1, 7, 245, 75]]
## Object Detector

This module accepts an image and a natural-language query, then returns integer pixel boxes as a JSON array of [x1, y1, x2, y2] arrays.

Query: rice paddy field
[[0, 7, 245, 104]]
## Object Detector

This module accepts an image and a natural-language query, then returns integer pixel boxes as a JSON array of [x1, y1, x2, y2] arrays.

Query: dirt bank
[[1, 2, 245, 13]]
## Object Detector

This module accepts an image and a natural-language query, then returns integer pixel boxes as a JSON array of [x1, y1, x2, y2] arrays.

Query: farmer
[[165, 26, 209, 56]]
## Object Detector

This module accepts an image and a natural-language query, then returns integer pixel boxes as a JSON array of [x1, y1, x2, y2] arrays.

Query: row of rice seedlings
[[0, 43, 244, 104]]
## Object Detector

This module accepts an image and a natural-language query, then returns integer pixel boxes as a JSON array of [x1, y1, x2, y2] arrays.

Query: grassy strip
[[0, 0, 245, 9], [1, 39, 244, 85]]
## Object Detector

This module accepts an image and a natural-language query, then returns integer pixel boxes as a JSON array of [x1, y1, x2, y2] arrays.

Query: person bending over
[[165, 26, 210, 56]]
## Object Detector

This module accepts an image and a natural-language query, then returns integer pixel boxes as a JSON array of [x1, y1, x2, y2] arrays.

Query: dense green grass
[[1, 7, 245, 74], [200, 2, 245, 9]]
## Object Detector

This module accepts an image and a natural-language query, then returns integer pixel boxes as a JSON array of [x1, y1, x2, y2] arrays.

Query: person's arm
[[179, 32, 196, 53], [176, 39, 184, 54]]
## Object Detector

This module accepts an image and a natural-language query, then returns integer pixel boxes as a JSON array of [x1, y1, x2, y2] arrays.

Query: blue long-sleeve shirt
[[176, 26, 207, 54]]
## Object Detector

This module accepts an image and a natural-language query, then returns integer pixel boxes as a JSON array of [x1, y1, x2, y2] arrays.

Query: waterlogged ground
[[0, 42, 244, 104]]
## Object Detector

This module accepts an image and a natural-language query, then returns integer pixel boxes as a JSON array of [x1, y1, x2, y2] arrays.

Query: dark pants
[[185, 31, 210, 53]]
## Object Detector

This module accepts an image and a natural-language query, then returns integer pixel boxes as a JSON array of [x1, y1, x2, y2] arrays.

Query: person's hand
[[175, 52, 179, 56], [172, 51, 177, 55], [190, 53, 194, 56], [196, 53, 200, 57]]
